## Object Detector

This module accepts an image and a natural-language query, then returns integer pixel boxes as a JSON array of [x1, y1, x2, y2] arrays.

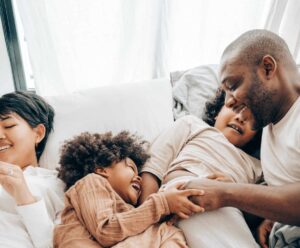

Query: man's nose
[[136, 175, 142, 183], [225, 92, 236, 108]]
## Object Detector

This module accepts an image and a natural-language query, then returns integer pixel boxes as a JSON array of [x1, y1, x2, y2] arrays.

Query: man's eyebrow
[[221, 75, 243, 85]]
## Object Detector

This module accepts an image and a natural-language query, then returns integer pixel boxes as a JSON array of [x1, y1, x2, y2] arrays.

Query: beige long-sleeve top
[[142, 115, 262, 184], [54, 173, 175, 248]]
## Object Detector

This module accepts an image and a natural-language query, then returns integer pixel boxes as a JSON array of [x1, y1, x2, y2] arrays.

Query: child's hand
[[207, 171, 234, 183], [162, 182, 205, 219]]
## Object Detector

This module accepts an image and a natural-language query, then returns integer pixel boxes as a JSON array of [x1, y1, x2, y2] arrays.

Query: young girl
[[54, 131, 204, 247], [0, 91, 64, 248], [140, 88, 263, 247]]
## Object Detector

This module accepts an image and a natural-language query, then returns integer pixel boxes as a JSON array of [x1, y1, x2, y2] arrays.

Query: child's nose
[[0, 128, 6, 139], [234, 107, 248, 124]]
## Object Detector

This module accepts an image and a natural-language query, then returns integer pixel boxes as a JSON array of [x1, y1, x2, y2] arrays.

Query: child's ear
[[95, 167, 109, 178]]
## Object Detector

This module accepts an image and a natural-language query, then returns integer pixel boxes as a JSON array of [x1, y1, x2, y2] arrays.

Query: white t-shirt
[[0, 166, 65, 248], [261, 97, 300, 186]]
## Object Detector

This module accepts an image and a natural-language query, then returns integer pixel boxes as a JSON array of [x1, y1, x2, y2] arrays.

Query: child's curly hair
[[58, 131, 150, 190], [202, 87, 226, 126], [202, 87, 262, 159]]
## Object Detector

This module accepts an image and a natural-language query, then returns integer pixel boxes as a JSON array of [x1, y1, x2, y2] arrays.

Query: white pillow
[[39, 78, 173, 169], [171, 64, 220, 120]]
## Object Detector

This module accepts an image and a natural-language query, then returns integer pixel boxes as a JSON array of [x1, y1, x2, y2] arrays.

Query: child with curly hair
[[54, 131, 204, 248]]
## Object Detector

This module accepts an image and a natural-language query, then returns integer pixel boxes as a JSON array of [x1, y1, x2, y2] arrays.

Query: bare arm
[[187, 178, 300, 226], [139, 172, 160, 204]]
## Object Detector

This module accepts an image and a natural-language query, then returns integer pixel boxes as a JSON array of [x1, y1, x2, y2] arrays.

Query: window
[[0, 0, 34, 91]]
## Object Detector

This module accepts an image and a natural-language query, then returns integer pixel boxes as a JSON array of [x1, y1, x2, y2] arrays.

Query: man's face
[[220, 57, 277, 129]]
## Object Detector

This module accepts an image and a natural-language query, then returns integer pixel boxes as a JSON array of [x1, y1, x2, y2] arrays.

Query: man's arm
[[186, 178, 300, 226]]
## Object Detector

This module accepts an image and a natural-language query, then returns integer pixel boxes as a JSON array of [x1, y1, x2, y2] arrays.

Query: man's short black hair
[[0, 91, 55, 160]]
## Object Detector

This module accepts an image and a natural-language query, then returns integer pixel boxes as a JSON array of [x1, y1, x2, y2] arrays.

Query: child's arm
[[71, 174, 203, 247], [71, 175, 169, 247]]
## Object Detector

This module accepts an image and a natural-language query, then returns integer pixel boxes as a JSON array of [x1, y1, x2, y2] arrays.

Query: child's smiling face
[[100, 157, 142, 205]]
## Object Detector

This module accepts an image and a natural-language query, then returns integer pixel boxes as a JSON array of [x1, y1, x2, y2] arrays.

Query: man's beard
[[247, 73, 276, 130]]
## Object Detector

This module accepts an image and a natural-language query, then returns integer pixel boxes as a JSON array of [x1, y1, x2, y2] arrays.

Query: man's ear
[[261, 55, 277, 79], [95, 167, 109, 178], [34, 124, 46, 145]]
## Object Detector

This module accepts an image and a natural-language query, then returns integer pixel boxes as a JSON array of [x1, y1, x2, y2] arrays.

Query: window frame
[[0, 0, 26, 91]]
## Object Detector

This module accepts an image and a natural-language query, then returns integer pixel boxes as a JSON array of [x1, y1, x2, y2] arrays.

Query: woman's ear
[[34, 124, 46, 145], [95, 167, 109, 178]]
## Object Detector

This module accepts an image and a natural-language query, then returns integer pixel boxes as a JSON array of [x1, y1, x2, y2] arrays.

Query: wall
[[0, 18, 14, 95]]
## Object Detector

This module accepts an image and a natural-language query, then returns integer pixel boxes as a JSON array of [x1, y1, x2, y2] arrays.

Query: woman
[[0, 91, 64, 248]]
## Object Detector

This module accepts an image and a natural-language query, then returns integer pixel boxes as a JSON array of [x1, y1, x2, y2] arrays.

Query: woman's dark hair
[[0, 91, 55, 160], [202, 87, 262, 159], [58, 131, 150, 190]]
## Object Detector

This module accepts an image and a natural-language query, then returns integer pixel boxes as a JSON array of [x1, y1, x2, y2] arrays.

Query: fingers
[[182, 188, 205, 197], [258, 223, 269, 248], [173, 182, 187, 190], [0, 162, 18, 177], [177, 212, 190, 219], [184, 201, 205, 213], [207, 174, 218, 180], [0, 167, 14, 177], [258, 229, 266, 248]]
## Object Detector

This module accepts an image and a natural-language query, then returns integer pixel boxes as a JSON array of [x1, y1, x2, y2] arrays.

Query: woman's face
[[0, 112, 44, 169], [214, 105, 257, 148]]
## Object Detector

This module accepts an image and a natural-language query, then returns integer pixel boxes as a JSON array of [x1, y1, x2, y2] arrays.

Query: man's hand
[[162, 182, 205, 219], [257, 219, 274, 248], [185, 178, 228, 211], [0, 161, 36, 205]]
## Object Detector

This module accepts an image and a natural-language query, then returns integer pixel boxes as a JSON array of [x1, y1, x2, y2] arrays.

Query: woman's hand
[[0, 161, 36, 205], [257, 219, 274, 248], [162, 182, 205, 219], [207, 171, 234, 183]]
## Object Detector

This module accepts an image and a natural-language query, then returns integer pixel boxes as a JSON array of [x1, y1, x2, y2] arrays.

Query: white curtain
[[264, 0, 300, 63], [14, 0, 299, 96]]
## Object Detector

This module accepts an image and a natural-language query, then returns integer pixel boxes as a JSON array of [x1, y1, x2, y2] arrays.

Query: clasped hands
[[0, 161, 36, 205]]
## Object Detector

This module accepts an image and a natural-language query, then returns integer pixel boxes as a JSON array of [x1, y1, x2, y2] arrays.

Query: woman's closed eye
[[4, 123, 17, 129], [5, 125, 16, 129]]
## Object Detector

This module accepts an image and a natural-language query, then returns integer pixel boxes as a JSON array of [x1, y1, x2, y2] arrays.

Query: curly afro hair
[[58, 131, 150, 190], [202, 87, 262, 159], [202, 87, 225, 126]]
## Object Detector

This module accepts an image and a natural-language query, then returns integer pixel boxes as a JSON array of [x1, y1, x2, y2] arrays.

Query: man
[[187, 29, 300, 247]]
